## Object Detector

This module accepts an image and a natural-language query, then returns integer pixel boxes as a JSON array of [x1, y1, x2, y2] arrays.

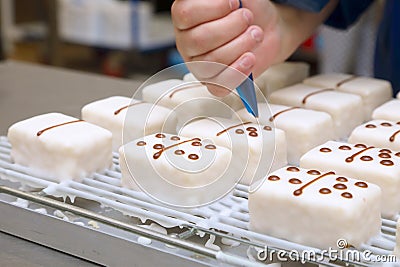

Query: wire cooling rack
[[0, 136, 398, 266]]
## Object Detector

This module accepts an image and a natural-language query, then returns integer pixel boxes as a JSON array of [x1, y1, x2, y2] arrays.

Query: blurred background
[[0, 0, 383, 80]]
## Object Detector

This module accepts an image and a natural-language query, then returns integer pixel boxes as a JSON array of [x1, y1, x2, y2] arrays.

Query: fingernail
[[251, 28, 263, 42], [242, 9, 252, 24], [229, 0, 237, 10], [240, 56, 253, 69]]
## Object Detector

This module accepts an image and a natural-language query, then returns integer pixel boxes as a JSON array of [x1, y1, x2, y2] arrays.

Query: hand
[[172, 0, 280, 96], [172, 0, 338, 96]]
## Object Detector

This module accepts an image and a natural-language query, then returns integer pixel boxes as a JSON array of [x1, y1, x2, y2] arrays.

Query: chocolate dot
[[380, 160, 394, 166], [246, 127, 257, 132], [355, 144, 367, 148], [333, 183, 347, 190], [355, 182, 368, 188], [170, 136, 180, 141], [188, 154, 199, 160], [336, 177, 348, 182], [155, 133, 166, 138], [293, 189, 302, 196], [289, 178, 302, 184], [339, 145, 351, 150], [307, 170, 321, 175], [287, 167, 300, 172], [396, 152, 400, 157], [192, 141, 202, 146], [341, 192, 353, 199], [319, 188, 331, 194], [380, 149, 392, 153], [153, 144, 164, 150], [193, 138, 201, 141], [235, 129, 244, 134], [153, 152, 162, 159], [378, 153, 391, 159], [137, 141, 146, 146], [365, 124, 377, 128], [263, 126, 272, 131], [360, 156, 373, 161], [174, 150, 185, 155], [320, 148, 332, 153], [381, 122, 392, 127], [268, 175, 280, 181], [249, 132, 258, 137], [205, 144, 216, 150]]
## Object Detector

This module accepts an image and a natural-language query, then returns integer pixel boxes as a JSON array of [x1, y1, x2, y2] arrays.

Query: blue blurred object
[[237, 0, 258, 117], [236, 73, 259, 117]]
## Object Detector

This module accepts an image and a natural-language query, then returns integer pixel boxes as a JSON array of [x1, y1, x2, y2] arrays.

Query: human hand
[[172, 0, 281, 96]]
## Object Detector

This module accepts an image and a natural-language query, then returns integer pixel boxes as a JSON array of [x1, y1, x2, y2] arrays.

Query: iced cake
[[349, 120, 400, 151], [269, 83, 363, 139], [179, 117, 287, 185], [372, 99, 400, 122], [249, 166, 381, 249], [235, 103, 334, 165], [8, 113, 112, 182], [82, 96, 177, 151], [142, 79, 243, 126], [300, 141, 400, 217], [255, 61, 310, 98], [119, 133, 239, 206], [303, 73, 392, 120]]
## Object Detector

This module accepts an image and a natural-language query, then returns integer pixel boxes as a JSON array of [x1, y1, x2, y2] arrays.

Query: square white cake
[[372, 99, 400, 122], [255, 61, 310, 99], [119, 133, 240, 206], [142, 79, 243, 126], [179, 117, 287, 185], [303, 73, 392, 120], [82, 96, 178, 151], [348, 120, 400, 151], [269, 83, 363, 139], [249, 166, 381, 249], [8, 113, 112, 182], [235, 103, 335, 165], [300, 140, 400, 217]]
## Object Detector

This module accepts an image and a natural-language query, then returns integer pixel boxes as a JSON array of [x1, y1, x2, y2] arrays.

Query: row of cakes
[[6, 64, 400, 253], [7, 64, 399, 185], [247, 70, 400, 251], [4, 62, 315, 187], [6, 78, 247, 183]]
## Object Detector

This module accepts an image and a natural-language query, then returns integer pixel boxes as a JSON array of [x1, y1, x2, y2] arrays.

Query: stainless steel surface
[[0, 60, 141, 135]]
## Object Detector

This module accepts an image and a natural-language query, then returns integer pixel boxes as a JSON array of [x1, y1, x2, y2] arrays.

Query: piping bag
[[236, 0, 259, 117]]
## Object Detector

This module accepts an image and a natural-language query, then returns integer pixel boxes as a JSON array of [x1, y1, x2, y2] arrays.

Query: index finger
[[172, 0, 241, 30]]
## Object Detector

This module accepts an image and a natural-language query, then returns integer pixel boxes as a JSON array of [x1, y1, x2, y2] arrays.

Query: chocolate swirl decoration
[[37, 120, 84, 136], [302, 88, 334, 104], [336, 75, 357, 87], [153, 138, 200, 159], [345, 146, 374, 163], [293, 171, 335, 196], [216, 122, 252, 136], [114, 101, 144, 115], [168, 83, 205, 98], [269, 107, 300, 122]]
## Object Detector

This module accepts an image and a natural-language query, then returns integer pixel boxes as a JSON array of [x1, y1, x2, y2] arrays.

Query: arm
[[172, 0, 338, 95]]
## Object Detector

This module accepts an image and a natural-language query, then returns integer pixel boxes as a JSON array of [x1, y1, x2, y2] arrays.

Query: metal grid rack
[[0, 136, 397, 266]]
